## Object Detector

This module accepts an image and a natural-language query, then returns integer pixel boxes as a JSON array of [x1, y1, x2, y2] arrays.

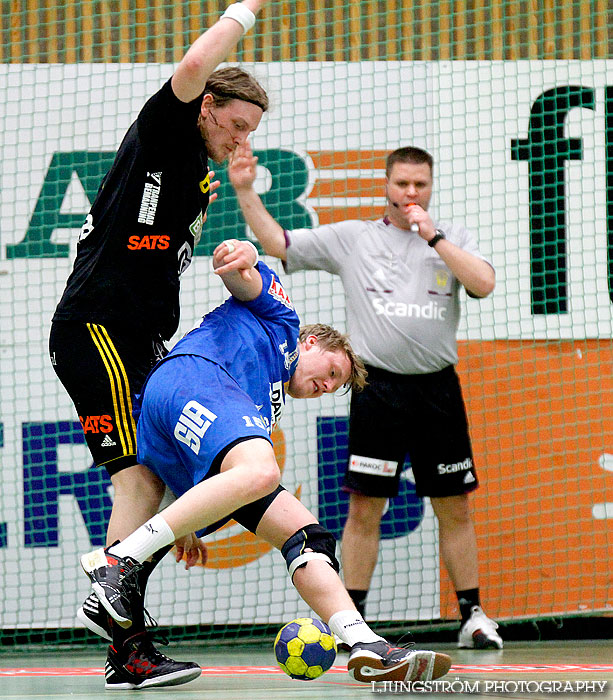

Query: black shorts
[[343, 364, 478, 499], [49, 320, 166, 476]]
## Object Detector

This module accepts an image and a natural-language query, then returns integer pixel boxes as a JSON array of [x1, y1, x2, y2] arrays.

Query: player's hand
[[405, 203, 435, 240], [174, 532, 208, 570], [212, 239, 258, 280], [228, 142, 258, 191]]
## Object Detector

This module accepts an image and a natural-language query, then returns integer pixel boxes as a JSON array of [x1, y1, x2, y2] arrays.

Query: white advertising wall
[[0, 61, 611, 628]]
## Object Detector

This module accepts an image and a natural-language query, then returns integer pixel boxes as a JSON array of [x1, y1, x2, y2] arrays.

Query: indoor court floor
[[1, 640, 612, 699]]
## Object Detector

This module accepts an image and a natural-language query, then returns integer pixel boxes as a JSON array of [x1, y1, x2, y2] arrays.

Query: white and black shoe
[[77, 592, 112, 641], [458, 606, 503, 649], [347, 640, 452, 683], [77, 592, 163, 643], [104, 632, 201, 690], [81, 546, 143, 627]]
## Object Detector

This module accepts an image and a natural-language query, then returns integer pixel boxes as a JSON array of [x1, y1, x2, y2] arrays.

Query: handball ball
[[274, 617, 337, 680]]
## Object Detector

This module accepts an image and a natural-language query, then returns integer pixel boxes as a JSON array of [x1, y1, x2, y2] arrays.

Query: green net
[[1, 1, 612, 648]]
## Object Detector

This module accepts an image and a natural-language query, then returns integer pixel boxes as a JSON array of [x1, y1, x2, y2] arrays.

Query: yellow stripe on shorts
[[87, 323, 137, 457]]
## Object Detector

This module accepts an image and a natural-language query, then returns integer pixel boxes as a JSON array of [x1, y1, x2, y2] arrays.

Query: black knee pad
[[281, 523, 340, 580]]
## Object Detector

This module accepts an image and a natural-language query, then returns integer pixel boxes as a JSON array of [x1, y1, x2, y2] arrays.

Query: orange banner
[[439, 339, 613, 620]]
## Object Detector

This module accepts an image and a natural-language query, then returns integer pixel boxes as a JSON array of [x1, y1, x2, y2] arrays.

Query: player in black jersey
[[49, 1, 269, 689]]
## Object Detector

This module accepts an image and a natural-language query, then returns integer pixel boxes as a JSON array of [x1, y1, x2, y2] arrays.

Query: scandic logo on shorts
[[349, 455, 398, 477], [437, 457, 473, 475]]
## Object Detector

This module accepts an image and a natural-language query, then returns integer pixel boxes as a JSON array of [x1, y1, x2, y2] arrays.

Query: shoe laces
[[110, 557, 142, 609], [136, 634, 172, 663], [117, 558, 142, 588], [394, 632, 416, 649]]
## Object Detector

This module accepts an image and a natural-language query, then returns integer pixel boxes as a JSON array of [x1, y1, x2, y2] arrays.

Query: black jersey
[[53, 79, 211, 341]]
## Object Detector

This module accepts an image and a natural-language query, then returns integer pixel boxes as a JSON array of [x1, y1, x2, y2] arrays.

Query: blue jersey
[[134, 262, 300, 508], [168, 262, 299, 432]]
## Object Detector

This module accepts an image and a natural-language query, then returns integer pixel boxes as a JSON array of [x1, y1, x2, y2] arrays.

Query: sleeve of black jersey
[[137, 79, 204, 153]]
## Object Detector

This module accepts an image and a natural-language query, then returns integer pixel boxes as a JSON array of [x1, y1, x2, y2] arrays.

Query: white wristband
[[244, 239, 259, 267], [221, 3, 256, 34]]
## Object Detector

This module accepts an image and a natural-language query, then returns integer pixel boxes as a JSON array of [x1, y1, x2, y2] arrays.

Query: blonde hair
[[205, 67, 268, 112], [299, 324, 367, 393]]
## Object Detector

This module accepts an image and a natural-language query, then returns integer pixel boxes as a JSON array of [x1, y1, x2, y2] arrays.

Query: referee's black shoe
[[104, 632, 201, 690], [81, 546, 143, 628]]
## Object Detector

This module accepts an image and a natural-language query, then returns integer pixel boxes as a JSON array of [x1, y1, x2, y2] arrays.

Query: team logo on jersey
[[138, 172, 161, 225], [127, 235, 170, 250], [173, 400, 217, 455], [189, 211, 203, 245], [435, 269, 450, 287], [199, 171, 211, 194], [268, 277, 294, 310], [79, 213, 94, 242], [177, 241, 193, 275], [427, 260, 453, 297], [277, 341, 298, 370], [285, 347, 299, 370]]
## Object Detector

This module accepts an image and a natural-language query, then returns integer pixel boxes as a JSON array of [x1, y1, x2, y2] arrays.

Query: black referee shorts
[[49, 320, 166, 476], [343, 364, 478, 499]]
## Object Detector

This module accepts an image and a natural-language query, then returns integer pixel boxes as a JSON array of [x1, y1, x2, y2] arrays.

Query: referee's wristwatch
[[428, 229, 446, 248]]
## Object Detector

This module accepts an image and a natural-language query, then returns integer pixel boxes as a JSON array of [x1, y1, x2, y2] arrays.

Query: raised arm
[[429, 240, 495, 298], [171, 1, 267, 103], [212, 239, 262, 301], [228, 142, 288, 260], [405, 204, 495, 299]]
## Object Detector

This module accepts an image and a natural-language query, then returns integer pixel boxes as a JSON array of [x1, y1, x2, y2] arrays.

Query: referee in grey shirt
[[229, 143, 502, 650]]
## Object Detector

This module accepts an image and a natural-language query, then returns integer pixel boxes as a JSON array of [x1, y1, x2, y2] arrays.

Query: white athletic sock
[[328, 610, 385, 647], [107, 514, 175, 564]]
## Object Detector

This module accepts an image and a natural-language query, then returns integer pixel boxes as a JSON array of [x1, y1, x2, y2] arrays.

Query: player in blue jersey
[[79, 239, 453, 690], [229, 142, 501, 650]]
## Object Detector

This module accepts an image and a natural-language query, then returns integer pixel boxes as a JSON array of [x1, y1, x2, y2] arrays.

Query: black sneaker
[[77, 592, 112, 641], [77, 593, 165, 643], [104, 633, 201, 690], [347, 640, 452, 683], [81, 547, 143, 627]]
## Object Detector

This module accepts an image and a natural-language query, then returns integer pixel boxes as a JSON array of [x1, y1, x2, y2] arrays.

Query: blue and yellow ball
[[274, 617, 337, 680]]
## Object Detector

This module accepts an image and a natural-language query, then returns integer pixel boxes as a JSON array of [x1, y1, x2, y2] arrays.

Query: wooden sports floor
[[1, 640, 612, 699]]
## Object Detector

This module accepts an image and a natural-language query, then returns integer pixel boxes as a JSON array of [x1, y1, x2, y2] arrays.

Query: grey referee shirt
[[285, 217, 493, 375]]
